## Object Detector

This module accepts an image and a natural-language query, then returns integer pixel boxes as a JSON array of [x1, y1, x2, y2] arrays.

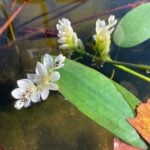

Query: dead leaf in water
[[128, 98, 150, 144]]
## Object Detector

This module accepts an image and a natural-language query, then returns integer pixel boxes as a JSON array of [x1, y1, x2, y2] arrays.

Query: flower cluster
[[56, 18, 84, 51], [93, 15, 117, 60], [11, 54, 65, 110], [56, 16, 117, 61]]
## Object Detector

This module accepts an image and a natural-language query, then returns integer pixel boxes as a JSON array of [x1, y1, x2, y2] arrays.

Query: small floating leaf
[[58, 59, 147, 149], [113, 3, 150, 47]]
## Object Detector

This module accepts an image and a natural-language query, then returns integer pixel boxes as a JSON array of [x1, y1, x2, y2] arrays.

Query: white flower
[[93, 15, 117, 56], [11, 54, 65, 110], [56, 18, 84, 50], [96, 15, 117, 35], [55, 54, 66, 69], [11, 79, 40, 110], [43, 53, 65, 70], [27, 54, 63, 100]]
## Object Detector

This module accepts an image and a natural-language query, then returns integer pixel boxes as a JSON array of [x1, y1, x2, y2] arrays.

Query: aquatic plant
[[5, 1, 150, 149]]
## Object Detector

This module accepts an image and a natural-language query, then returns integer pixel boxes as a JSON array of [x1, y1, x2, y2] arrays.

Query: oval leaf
[[113, 3, 150, 47], [58, 59, 147, 149]]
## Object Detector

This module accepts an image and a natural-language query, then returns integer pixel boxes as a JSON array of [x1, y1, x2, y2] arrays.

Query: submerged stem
[[0, 1, 26, 73], [0, 1, 27, 36]]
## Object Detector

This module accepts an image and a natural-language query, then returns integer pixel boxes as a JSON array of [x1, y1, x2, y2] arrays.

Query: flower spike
[[56, 18, 84, 51], [93, 15, 117, 60]]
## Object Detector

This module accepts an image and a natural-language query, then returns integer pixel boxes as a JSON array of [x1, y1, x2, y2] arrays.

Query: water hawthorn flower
[[11, 54, 65, 110], [11, 79, 40, 110], [93, 15, 117, 60], [27, 54, 65, 100], [56, 18, 84, 51]]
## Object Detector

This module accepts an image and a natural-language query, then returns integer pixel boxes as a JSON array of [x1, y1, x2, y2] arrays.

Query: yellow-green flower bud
[[93, 15, 117, 60]]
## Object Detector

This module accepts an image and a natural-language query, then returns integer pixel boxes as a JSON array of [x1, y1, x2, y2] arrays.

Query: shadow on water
[[0, 0, 150, 149]]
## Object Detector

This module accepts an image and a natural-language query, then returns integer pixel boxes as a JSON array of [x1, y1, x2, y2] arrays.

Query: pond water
[[0, 0, 150, 149]]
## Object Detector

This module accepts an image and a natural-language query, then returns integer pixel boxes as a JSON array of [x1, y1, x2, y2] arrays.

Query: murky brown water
[[0, 93, 113, 150]]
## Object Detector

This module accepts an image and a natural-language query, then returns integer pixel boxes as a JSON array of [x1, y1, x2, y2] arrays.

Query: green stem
[[106, 59, 150, 71], [75, 49, 150, 82], [75, 48, 92, 57], [115, 65, 150, 82]]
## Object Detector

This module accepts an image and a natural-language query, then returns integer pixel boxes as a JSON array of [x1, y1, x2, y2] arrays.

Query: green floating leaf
[[58, 59, 147, 149], [113, 3, 150, 47]]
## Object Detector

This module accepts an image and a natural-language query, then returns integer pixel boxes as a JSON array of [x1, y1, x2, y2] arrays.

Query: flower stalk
[[75, 49, 150, 82], [115, 65, 150, 82], [105, 59, 150, 71]]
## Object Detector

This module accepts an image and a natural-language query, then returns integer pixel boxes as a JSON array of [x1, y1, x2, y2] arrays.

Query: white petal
[[58, 19, 65, 25], [17, 79, 33, 88], [108, 15, 115, 23], [108, 15, 117, 28], [72, 33, 78, 47], [27, 73, 36, 81], [64, 18, 71, 26], [14, 100, 24, 110], [102, 29, 109, 39], [55, 54, 65, 65], [49, 83, 59, 91], [40, 88, 49, 100], [93, 35, 96, 40], [59, 44, 69, 49], [77, 39, 85, 50], [98, 20, 106, 27], [43, 54, 54, 70], [36, 62, 47, 75], [27, 73, 41, 83], [59, 18, 71, 26], [51, 71, 60, 82], [11, 88, 25, 99], [55, 64, 64, 69], [108, 27, 114, 34], [31, 91, 41, 103], [56, 24, 64, 32], [58, 38, 67, 44], [24, 99, 31, 108], [58, 32, 67, 38]]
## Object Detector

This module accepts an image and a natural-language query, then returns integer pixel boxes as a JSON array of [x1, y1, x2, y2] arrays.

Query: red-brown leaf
[[128, 98, 150, 144]]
